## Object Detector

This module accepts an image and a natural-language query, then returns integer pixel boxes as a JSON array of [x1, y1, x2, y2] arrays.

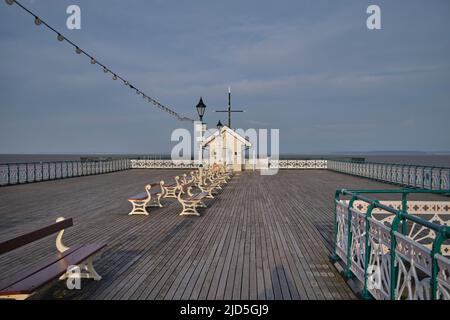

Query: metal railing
[[130, 159, 328, 170], [0, 159, 130, 186], [332, 188, 450, 300], [130, 159, 202, 169], [268, 159, 327, 169], [328, 160, 450, 191]]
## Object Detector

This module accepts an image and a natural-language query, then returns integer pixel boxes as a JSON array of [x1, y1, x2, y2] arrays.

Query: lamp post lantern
[[196, 97, 206, 122], [195, 97, 207, 184]]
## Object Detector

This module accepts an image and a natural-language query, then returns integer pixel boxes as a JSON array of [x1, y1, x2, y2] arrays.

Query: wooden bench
[[180, 173, 195, 185], [127, 183, 163, 215], [195, 176, 223, 199], [205, 171, 228, 186], [161, 176, 182, 199], [176, 182, 209, 216], [189, 170, 204, 186], [0, 217, 105, 300]]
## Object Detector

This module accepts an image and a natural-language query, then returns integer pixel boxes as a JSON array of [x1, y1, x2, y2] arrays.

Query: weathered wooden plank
[[2, 169, 440, 300]]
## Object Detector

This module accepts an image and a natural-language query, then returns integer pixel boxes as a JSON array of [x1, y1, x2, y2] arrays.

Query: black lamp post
[[196, 97, 206, 122]]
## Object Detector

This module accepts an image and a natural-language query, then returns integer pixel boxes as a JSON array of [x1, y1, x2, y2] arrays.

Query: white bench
[[176, 182, 209, 216], [160, 176, 182, 199], [127, 183, 163, 215]]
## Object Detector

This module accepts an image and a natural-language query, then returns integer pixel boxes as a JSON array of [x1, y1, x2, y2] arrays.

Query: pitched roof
[[202, 125, 252, 147]]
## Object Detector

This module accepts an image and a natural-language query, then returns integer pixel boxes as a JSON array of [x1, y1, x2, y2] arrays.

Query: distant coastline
[[1, 153, 450, 167]]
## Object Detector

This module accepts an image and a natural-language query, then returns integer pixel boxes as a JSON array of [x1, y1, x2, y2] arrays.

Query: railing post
[[345, 195, 357, 278], [430, 167, 434, 190], [422, 167, 425, 189], [390, 211, 403, 300], [431, 230, 447, 300], [331, 190, 342, 262], [362, 202, 376, 299], [401, 192, 408, 235]]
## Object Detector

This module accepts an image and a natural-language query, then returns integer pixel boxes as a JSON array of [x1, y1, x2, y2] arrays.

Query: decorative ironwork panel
[[381, 164, 387, 181], [67, 162, 73, 177], [436, 254, 450, 300], [348, 200, 450, 256], [50, 163, 56, 179], [424, 168, 432, 189], [395, 165, 402, 184], [27, 164, 34, 182], [61, 162, 67, 178], [394, 232, 432, 300], [18, 164, 27, 183], [380, 164, 385, 180], [386, 164, 393, 182], [9, 164, 18, 184], [409, 167, 416, 186], [328, 160, 450, 191], [335, 201, 349, 262], [349, 208, 367, 282], [416, 167, 424, 188], [34, 163, 42, 181], [442, 169, 450, 190], [76, 162, 82, 176], [56, 162, 62, 179], [432, 168, 441, 190], [0, 164, 9, 186], [367, 218, 392, 300], [42, 163, 48, 180], [402, 167, 410, 185]]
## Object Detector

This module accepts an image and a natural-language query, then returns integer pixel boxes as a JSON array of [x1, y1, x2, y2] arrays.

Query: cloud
[[0, 0, 449, 153]]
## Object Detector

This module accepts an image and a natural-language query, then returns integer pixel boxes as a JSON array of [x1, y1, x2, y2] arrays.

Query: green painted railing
[[328, 160, 450, 191], [332, 188, 450, 300]]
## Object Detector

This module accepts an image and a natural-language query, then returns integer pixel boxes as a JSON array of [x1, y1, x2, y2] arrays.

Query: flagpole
[[228, 87, 231, 127]]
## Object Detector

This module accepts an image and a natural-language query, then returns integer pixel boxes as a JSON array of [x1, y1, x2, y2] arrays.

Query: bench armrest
[[55, 217, 70, 253]]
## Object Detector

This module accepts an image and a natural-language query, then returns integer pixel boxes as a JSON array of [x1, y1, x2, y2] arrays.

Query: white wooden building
[[202, 125, 251, 172]]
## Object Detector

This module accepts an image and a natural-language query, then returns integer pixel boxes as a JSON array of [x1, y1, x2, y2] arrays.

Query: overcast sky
[[0, 0, 449, 154]]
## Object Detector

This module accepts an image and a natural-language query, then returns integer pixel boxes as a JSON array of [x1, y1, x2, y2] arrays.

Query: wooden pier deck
[[0, 169, 445, 300]]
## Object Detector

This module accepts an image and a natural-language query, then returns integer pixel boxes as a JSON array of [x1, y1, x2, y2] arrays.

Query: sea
[[1, 154, 450, 167]]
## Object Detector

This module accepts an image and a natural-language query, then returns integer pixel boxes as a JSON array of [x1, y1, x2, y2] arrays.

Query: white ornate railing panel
[[335, 195, 450, 300], [335, 201, 349, 262], [130, 159, 328, 170], [344, 200, 450, 255], [130, 159, 202, 169], [394, 232, 433, 300], [349, 208, 367, 282], [367, 218, 392, 300], [328, 160, 450, 191], [268, 160, 327, 169], [436, 254, 450, 300]]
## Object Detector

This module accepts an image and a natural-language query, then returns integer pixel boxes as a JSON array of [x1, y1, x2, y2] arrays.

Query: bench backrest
[[0, 218, 73, 255], [181, 181, 195, 191], [148, 182, 162, 189]]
